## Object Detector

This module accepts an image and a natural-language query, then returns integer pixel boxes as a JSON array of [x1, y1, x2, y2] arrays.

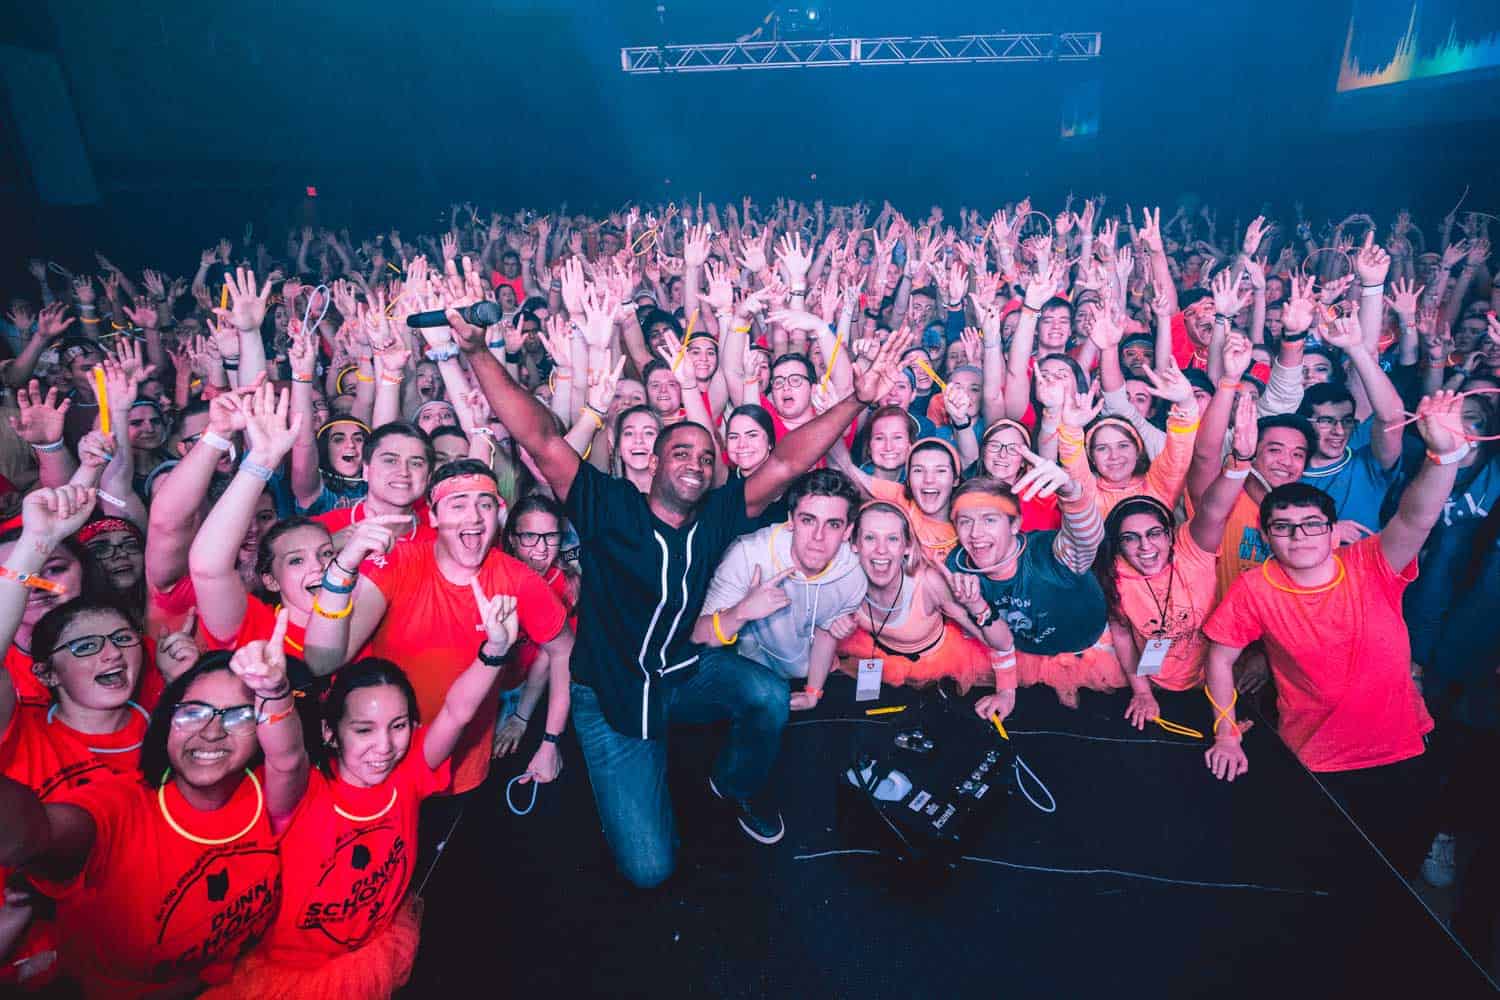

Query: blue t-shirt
[[1299, 443, 1396, 531]]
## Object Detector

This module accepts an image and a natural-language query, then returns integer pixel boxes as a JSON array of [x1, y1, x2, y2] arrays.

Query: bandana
[[430, 472, 502, 510], [77, 517, 142, 546], [950, 490, 1020, 520]]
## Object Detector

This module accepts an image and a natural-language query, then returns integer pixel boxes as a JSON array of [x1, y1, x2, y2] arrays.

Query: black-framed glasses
[[1309, 416, 1358, 431], [86, 539, 143, 561], [515, 530, 562, 548], [770, 374, 809, 391], [1265, 520, 1333, 538], [984, 441, 1022, 456], [1119, 526, 1170, 546], [170, 701, 257, 733], [49, 628, 141, 658]]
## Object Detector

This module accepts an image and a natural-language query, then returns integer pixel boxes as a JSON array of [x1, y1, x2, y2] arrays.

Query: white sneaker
[[1421, 832, 1456, 888]]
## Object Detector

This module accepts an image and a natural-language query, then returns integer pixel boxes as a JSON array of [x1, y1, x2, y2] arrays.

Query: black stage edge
[[408, 676, 1496, 998]]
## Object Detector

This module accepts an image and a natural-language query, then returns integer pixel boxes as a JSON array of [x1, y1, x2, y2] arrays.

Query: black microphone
[[405, 300, 502, 329]]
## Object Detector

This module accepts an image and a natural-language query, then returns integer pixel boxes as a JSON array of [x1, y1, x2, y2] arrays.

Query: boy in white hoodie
[[695, 470, 867, 711]]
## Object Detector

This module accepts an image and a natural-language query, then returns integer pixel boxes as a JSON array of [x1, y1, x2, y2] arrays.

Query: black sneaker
[[709, 777, 785, 845]]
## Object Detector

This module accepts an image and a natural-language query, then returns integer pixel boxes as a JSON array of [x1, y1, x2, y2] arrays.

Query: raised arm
[[745, 327, 913, 516], [1189, 392, 1255, 553], [1380, 391, 1465, 571], [222, 267, 272, 388], [228, 613, 310, 828], [1187, 333, 1251, 506], [453, 308, 581, 502], [1002, 259, 1064, 419], [1318, 316, 1406, 470]]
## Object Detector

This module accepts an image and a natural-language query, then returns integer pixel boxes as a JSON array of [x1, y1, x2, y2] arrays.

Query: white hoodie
[[703, 523, 867, 679]]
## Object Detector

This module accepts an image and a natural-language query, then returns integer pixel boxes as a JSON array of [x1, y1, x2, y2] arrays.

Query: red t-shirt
[[312, 499, 435, 555], [147, 574, 199, 638], [365, 543, 567, 794], [0, 702, 120, 802], [490, 271, 525, 302], [1203, 536, 1434, 772], [34, 771, 282, 998], [5, 643, 47, 705], [1170, 312, 1209, 371], [262, 728, 450, 967], [507, 565, 578, 684]]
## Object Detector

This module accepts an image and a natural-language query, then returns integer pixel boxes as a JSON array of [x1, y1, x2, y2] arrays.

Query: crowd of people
[[0, 193, 1496, 994]]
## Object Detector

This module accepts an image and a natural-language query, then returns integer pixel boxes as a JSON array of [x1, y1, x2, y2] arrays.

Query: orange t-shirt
[[1214, 490, 1270, 600], [34, 771, 282, 998], [1203, 536, 1434, 773], [0, 702, 120, 802], [262, 728, 450, 967], [312, 499, 436, 554], [867, 476, 957, 563], [198, 596, 372, 666], [364, 543, 567, 794], [1112, 524, 1219, 692]]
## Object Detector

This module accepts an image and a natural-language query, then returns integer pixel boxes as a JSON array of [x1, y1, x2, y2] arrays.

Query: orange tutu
[[837, 620, 995, 693], [200, 895, 424, 1000], [1016, 632, 1126, 708]]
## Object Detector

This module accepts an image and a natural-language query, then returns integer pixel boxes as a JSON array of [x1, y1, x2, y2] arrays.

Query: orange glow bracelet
[[93, 367, 110, 435], [0, 566, 64, 593]]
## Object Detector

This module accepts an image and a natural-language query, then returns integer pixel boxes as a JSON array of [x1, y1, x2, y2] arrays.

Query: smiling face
[[431, 490, 503, 569], [1308, 400, 1357, 460], [611, 379, 647, 418], [511, 509, 562, 575], [617, 411, 660, 475], [686, 339, 718, 382], [954, 498, 1020, 570], [1120, 342, 1154, 376], [649, 425, 715, 511], [327, 683, 414, 789], [854, 509, 911, 590], [982, 426, 1027, 483], [167, 669, 259, 788], [1255, 426, 1310, 487], [1116, 511, 1173, 577], [363, 433, 430, 508], [907, 448, 956, 516], [725, 413, 771, 475], [868, 413, 912, 472], [1302, 354, 1334, 387], [414, 362, 441, 401], [1037, 304, 1072, 352], [788, 495, 853, 576], [262, 524, 335, 614], [38, 608, 142, 714], [1183, 298, 1215, 344], [325, 426, 367, 478], [1089, 425, 1141, 484], [645, 368, 683, 416], [86, 528, 144, 592]]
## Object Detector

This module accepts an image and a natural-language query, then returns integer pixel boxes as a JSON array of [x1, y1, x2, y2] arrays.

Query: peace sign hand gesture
[[471, 579, 519, 655]]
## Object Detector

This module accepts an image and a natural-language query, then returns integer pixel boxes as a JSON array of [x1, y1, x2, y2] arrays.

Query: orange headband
[[950, 490, 1020, 520], [1084, 417, 1144, 454], [430, 473, 501, 509]]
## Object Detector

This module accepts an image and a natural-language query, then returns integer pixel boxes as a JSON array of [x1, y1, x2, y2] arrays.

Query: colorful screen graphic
[[1338, 1, 1500, 93]]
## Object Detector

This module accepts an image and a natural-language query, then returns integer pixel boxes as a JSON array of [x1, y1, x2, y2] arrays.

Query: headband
[[907, 437, 961, 476], [1084, 417, 1145, 455], [414, 400, 455, 423], [430, 472, 502, 509], [981, 418, 1031, 449], [77, 517, 141, 546], [950, 490, 1021, 520], [335, 365, 359, 395], [317, 417, 372, 439], [1106, 494, 1174, 536]]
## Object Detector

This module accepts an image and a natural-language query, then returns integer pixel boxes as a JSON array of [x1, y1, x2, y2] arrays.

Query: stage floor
[[408, 678, 1495, 998]]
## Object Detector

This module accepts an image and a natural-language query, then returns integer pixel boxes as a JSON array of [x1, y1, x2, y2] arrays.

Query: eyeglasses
[[770, 374, 809, 391], [515, 530, 562, 548], [984, 441, 1022, 457], [1265, 520, 1332, 538], [86, 539, 143, 561], [1119, 527, 1170, 546], [49, 628, 141, 658], [1309, 416, 1358, 431], [170, 701, 257, 733]]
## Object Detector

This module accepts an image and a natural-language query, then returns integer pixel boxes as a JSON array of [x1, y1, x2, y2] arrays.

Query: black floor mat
[[408, 677, 1495, 998]]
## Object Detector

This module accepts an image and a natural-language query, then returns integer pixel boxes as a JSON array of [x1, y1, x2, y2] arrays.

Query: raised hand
[[224, 266, 273, 333], [1059, 380, 1103, 429], [852, 325, 916, 404], [1230, 390, 1258, 460], [683, 223, 711, 269], [586, 352, 628, 414], [1383, 277, 1423, 321], [36, 302, 75, 342], [72, 276, 96, 306], [1023, 256, 1066, 310], [10, 380, 71, 446], [241, 382, 303, 463], [1139, 206, 1165, 254], [1353, 231, 1391, 286], [1415, 389, 1467, 455], [123, 297, 159, 331], [537, 314, 574, 370], [229, 609, 292, 699], [776, 232, 813, 285], [1210, 267, 1249, 318], [1011, 446, 1077, 501], [1317, 273, 1355, 306], [1242, 215, 1269, 257], [578, 282, 619, 349], [1320, 314, 1364, 352], [76, 430, 116, 471], [1281, 274, 1317, 334], [1441, 240, 1468, 271], [21, 484, 98, 550], [469, 578, 520, 655], [1138, 360, 1195, 405], [1222, 333, 1253, 382], [155, 610, 200, 681]]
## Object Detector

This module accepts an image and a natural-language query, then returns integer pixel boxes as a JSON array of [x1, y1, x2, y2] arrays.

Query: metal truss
[[620, 32, 1102, 74]]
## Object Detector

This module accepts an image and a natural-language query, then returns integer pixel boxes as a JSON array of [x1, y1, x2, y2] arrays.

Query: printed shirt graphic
[[265, 728, 450, 966], [35, 772, 281, 998]]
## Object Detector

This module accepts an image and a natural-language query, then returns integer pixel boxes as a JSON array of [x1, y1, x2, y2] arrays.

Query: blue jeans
[[570, 648, 790, 888]]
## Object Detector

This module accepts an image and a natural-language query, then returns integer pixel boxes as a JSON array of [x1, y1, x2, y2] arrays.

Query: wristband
[[1280, 331, 1308, 342], [733, 324, 752, 334], [426, 345, 459, 363], [354, 372, 375, 383], [1222, 466, 1251, 480], [256, 705, 297, 726], [542, 732, 561, 745], [580, 406, 605, 431], [380, 374, 404, 385], [504, 350, 524, 364], [34, 438, 65, 453], [0, 566, 64, 593], [476, 639, 508, 668], [512, 710, 531, 724], [291, 374, 314, 384], [1427, 442, 1472, 466], [1218, 379, 1243, 392], [968, 604, 993, 628], [221, 359, 240, 371], [802, 688, 823, 701], [1360, 283, 1385, 295], [1214, 313, 1234, 324], [320, 572, 356, 595], [991, 647, 1017, 671], [312, 596, 354, 620], [1230, 450, 1256, 463], [712, 610, 738, 646], [203, 431, 234, 452], [1168, 419, 1200, 435], [239, 459, 274, 482]]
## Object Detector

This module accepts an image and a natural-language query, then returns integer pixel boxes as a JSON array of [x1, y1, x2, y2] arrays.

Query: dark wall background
[[2, 0, 1499, 283]]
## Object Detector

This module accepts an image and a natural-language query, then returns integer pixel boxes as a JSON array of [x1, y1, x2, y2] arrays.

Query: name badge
[[856, 658, 884, 701], [1137, 638, 1172, 677]]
